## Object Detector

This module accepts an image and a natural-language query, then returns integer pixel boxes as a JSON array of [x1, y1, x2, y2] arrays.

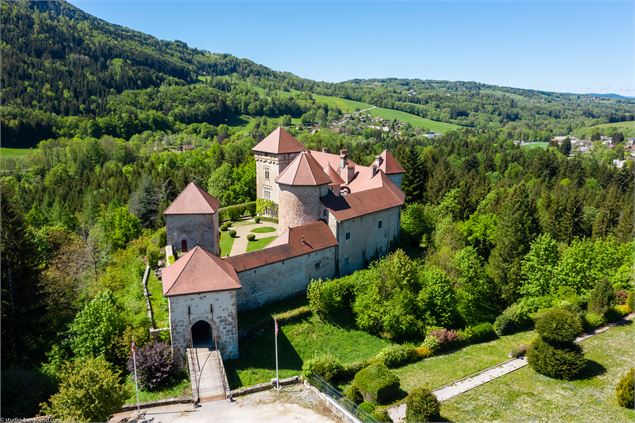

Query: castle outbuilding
[[161, 127, 405, 364]]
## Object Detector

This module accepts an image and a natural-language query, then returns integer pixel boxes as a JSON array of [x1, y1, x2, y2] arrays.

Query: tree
[[128, 174, 160, 228], [400, 203, 434, 246], [559, 137, 572, 155], [520, 233, 559, 297], [99, 206, 141, 251], [68, 290, 124, 364], [454, 247, 499, 325], [488, 185, 538, 304], [41, 357, 130, 422], [399, 145, 426, 203], [127, 341, 176, 391], [417, 266, 459, 328], [616, 368, 634, 409]]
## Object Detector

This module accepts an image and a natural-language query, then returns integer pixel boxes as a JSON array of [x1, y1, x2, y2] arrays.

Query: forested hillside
[[1, 0, 633, 419], [2, 0, 634, 147]]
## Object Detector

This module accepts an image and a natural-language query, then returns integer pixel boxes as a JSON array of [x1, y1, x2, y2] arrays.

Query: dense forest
[[0, 0, 633, 419]]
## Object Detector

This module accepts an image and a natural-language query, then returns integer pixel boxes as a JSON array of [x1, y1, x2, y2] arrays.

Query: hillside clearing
[[367, 107, 462, 132]]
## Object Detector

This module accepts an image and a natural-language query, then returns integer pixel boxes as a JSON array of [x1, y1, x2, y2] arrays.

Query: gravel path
[[387, 314, 634, 423], [228, 221, 279, 256]]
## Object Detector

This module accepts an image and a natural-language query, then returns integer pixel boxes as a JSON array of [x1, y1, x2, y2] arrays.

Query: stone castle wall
[[330, 206, 401, 275], [166, 214, 219, 255], [168, 290, 239, 367], [278, 185, 329, 230], [236, 246, 337, 311]]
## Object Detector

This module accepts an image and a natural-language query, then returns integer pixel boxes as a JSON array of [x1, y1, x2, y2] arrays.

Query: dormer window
[[264, 166, 270, 180]]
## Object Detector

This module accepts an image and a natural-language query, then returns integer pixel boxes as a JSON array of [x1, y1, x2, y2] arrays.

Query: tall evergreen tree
[[399, 145, 426, 203], [128, 174, 160, 228]]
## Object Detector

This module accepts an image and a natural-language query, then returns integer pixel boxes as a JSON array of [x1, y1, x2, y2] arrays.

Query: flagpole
[[274, 318, 279, 390], [132, 340, 140, 414]]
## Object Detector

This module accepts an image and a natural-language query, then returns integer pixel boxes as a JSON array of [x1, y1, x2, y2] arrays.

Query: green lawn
[[393, 330, 536, 394], [575, 120, 635, 138], [520, 141, 549, 149], [311, 93, 374, 113], [441, 322, 635, 422], [367, 107, 462, 133], [224, 298, 389, 389], [250, 226, 276, 234], [146, 271, 169, 328], [219, 230, 235, 257], [0, 147, 34, 157], [246, 235, 276, 252], [124, 373, 191, 405]]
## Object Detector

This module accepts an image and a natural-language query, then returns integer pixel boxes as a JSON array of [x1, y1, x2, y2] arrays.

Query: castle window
[[265, 166, 270, 180], [345, 232, 351, 240], [263, 185, 271, 199], [378, 220, 383, 229]]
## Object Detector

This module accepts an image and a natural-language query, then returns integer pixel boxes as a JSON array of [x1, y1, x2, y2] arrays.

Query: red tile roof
[[225, 221, 337, 272], [379, 150, 405, 174], [164, 182, 220, 215], [321, 171, 405, 221], [162, 246, 241, 296], [324, 163, 345, 185], [252, 127, 304, 154], [276, 151, 332, 186], [309, 150, 359, 172]]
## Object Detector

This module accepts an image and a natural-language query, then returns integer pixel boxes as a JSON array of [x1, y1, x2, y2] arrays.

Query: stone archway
[[191, 320, 213, 348]]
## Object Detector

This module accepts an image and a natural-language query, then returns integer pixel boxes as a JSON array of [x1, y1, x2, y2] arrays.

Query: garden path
[[387, 313, 634, 423], [228, 220, 279, 256]]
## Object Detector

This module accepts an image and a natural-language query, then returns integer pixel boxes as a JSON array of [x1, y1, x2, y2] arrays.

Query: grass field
[[223, 298, 389, 389], [0, 147, 34, 157], [246, 235, 276, 253], [146, 271, 169, 328], [367, 107, 462, 133], [310, 93, 374, 113], [393, 330, 536, 394], [441, 321, 635, 422], [250, 226, 276, 234], [124, 373, 191, 405], [575, 120, 635, 138], [219, 230, 235, 257], [520, 141, 549, 149]]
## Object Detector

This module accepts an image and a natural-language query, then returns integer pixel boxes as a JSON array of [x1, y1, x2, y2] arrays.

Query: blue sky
[[73, 0, 634, 95]]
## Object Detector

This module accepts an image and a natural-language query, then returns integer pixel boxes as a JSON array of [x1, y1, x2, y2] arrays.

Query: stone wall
[[278, 185, 329, 230], [166, 213, 218, 255], [331, 207, 401, 275], [255, 152, 298, 205], [236, 246, 337, 311], [168, 290, 239, 367]]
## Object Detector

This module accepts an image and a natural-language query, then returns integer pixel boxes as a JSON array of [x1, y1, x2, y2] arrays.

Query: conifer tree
[[399, 145, 426, 203]]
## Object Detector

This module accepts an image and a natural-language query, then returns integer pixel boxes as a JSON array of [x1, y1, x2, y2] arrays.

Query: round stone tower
[[276, 151, 332, 230]]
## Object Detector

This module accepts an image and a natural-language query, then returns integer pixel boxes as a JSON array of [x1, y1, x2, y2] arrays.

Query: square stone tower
[[252, 127, 304, 209]]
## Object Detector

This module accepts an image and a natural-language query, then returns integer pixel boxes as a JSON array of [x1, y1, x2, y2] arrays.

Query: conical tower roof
[[276, 151, 332, 186], [252, 127, 304, 154]]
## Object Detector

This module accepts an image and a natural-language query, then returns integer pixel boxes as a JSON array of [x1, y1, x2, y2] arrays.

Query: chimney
[[371, 163, 378, 177], [339, 149, 348, 169], [322, 148, 328, 153], [374, 155, 383, 169]]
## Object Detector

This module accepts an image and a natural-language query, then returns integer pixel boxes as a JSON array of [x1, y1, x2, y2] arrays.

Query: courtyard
[[219, 218, 280, 257]]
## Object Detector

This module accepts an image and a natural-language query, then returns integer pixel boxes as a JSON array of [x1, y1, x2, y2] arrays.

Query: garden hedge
[[535, 308, 582, 344], [353, 363, 400, 404], [526, 337, 586, 380], [377, 343, 417, 368]]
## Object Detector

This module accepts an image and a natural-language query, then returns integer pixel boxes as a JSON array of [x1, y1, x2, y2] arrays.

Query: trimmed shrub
[[372, 408, 392, 422], [358, 402, 376, 413], [616, 368, 634, 408], [415, 346, 433, 359], [341, 359, 373, 380], [421, 335, 440, 354], [627, 291, 634, 310], [461, 322, 496, 344], [583, 311, 605, 329], [615, 289, 629, 305], [254, 216, 261, 224], [429, 328, 462, 350], [510, 343, 528, 358], [246, 234, 256, 241], [353, 363, 400, 404], [614, 304, 632, 316], [345, 383, 363, 403], [405, 387, 440, 422], [127, 341, 176, 391], [228, 229, 237, 238], [588, 278, 615, 316], [246, 202, 257, 217], [493, 303, 532, 336], [527, 337, 586, 380], [377, 344, 417, 368], [302, 353, 344, 383], [220, 223, 230, 231], [535, 308, 582, 344]]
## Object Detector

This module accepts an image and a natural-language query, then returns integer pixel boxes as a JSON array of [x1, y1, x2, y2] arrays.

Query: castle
[[161, 127, 405, 365]]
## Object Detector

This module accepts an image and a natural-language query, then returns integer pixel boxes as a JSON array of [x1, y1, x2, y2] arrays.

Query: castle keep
[[161, 127, 405, 365]]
